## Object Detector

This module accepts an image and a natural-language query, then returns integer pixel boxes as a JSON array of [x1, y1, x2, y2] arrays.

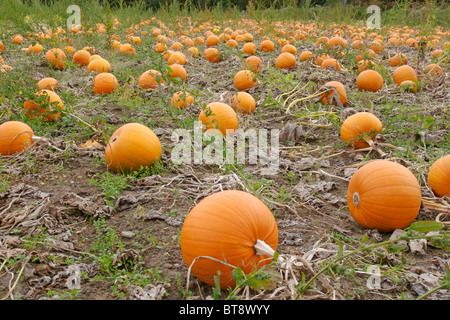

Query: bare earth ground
[[0, 26, 449, 301]]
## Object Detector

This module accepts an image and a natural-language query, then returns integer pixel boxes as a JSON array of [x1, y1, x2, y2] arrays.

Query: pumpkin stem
[[253, 239, 284, 262], [363, 136, 387, 158], [31, 135, 65, 152], [353, 192, 360, 207]]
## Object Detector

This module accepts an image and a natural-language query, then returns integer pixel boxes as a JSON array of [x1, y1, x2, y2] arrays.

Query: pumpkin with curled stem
[[427, 155, 450, 197], [104, 122, 162, 173], [340, 112, 383, 149], [180, 190, 279, 289], [347, 160, 422, 232], [0, 121, 35, 156]]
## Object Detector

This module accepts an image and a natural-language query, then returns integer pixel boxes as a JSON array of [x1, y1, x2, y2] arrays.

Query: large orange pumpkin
[[203, 48, 220, 62], [347, 160, 422, 232], [427, 155, 450, 197], [37, 77, 58, 91], [243, 55, 263, 73], [87, 58, 111, 73], [198, 102, 238, 135], [0, 121, 34, 156], [73, 49, 91, 66], [93, 73, 118, 95], [45, 48, 67, 70], [180, 190, 279, 289], [167, 51, 187, 65], [23, 89, 64, 122], [138, 69, 164, 89], [104, 122, 162, 173], [234, 70, 257, 91], [230, 91, 256, 114], [390, 54, 408, 67], [275, 52, 296, 69], [341, 112, 383, 149], [260, 39, 275, 52], [168, 63, 187, 82], [356, 70, 384, 92], [392, 65, 417, 86], [321, 81, 347, 106]]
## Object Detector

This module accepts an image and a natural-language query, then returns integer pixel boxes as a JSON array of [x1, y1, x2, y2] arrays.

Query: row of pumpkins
[[1, 20, 449, 290]]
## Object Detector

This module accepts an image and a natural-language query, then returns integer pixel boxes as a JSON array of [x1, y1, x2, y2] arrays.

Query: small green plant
[[89, 171, 129, 206]]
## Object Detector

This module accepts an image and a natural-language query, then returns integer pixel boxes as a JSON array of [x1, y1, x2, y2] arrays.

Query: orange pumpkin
[[234, 70, 257, 91], [392, 65, 417, 86], [356, 70, 384, 92], [320, 58, 341, 71], [138, 70, 164, 89], [399, 80, 418, 93], [357, 59, 377, 72], [275, 52, 296, 69], [0, 121, 34, 156], [167, 51, 187, 65], [347, 160, 421, 232], [170, 91, 194, 109], [168, 63, 187, 82], [11, 34, 24, 45], [198, 102, 238, 135], [73, 49, 91, 66], [203, 48, 220, 62], [180, 190, 279, 289], [299, 51, 313, 61], [341, 112, 383, 149], [321, 81, 347, 106], [28, 43, 43, 55], [23, 89, 64, 122], [104, 122, 162, 173], [206, 34, 219, 47], [427, 155, 450, 197], [329, 36, 348, 49], [242, 42, 257, 55], [281, 44, 297, 55], [260, 39, 275, 52], [45, 48, 67, 70], [154, 43, 167, 53], [93, 72, 118, 95], [315, 54, 330, 66], [37, 77, 58, 91], [424, 64, 443, 77], [87, 58, 111, 73], [230, 91, 256, 114], [243, 55, 263, 73], [390, 53, 408, 67], [119, 43, 135, 55]]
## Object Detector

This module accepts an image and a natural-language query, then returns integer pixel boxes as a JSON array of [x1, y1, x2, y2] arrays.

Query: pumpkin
[[170, 91, 194, 109], [242, 42, 257, 55], [392, 65, 417, 86], [427, 155, 450, 197], [45, 48, 67, 70], [167, 51, 187, 65], [187, 47, 199, 57], [23, 89, 64, 122], [226, 39, 238, 47], [11, 34, 24, 45], [198, 102, 238, 135], [356, 49, 376, 62], [0, 121, 34, 156], [104, 122, 162, 173], [299, 51, 313, 61], [424, 64, 443, 77], [315, 54, 330, 66], [93, 72, 118, 95], [399, 80, 418, 93], [341, 112, 383, 149], [231, 91, 256, 114], [390, 53, 408, 67], [154, 43, 167, 53], [87, 58, 111, 73], [37, 77, 58, 91], [28, 43, 43, 55], [168, 63, 187, 82], [243, 55, 263, 73], [203, 48, 220, 62], [171, 41, 183, 51], [329, 36, 348, 49], [347, 159, 422, 232], [180, 190, 279, 289], [119, 43, 135, 55], [356, 70, 384, 92], [357, 59, 377, 72], [321, 81, 347, 106], [73, 49, 91, 66], [234, 70, 257, 91], [320, 58, 341, 71], [0, 40, 4, 53], [206, 34, 219, 47], [138, 69, 164, 89], [275, 52, 296, 69], [281, 44, 297, 55], [260, 39, 275, 52]]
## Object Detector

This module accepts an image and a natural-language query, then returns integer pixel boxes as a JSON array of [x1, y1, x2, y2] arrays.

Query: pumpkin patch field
[[0, 0, 449, 301]]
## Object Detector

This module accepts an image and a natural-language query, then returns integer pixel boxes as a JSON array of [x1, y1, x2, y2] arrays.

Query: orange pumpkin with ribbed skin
[[341, 112, 383, 149], [168, 63, 187, 82], [171, 41, 183, 51], [231, 91, 256, 114], [203, 48, 220, 62], [321, 81, 347, 106], [275, 52, 296, 69], [242, 42, 257, 55], [347, 160, 422, 232], [0, 40, 4, 53], [28, 43, 43, 55], [281, 44, 297, 55], [73, 49, 91, 66], [167, 51, 187, 65], [234, 70, 257, 91], [390, 54, 408, 67], [0, 121, 34, 156], [139, 70, 164, 89], [427, 155, 450, 197], [356, 70, 384, 92], [23, 89, 64, 122], [392, 65, 417, 86], [37, 77, 58, 91], [299, 51, 313, 61], [104, 122, 162, 173], [243, 55, 263, 73], [170, 91, 194, 109], [320, 58, 341, 71], [87, 58, 111, 73], [198, 102, 238, 135], [180, 190, 279, 289], [260, 39, 274, 52], [93, 73, 118, 95], [45, 48, 67, 70]]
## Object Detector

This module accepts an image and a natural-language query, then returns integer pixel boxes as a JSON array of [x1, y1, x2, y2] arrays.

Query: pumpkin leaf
[[213, 273, 221, 300], [232, 267, 245, 286], [409, 221, 444, 233]]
